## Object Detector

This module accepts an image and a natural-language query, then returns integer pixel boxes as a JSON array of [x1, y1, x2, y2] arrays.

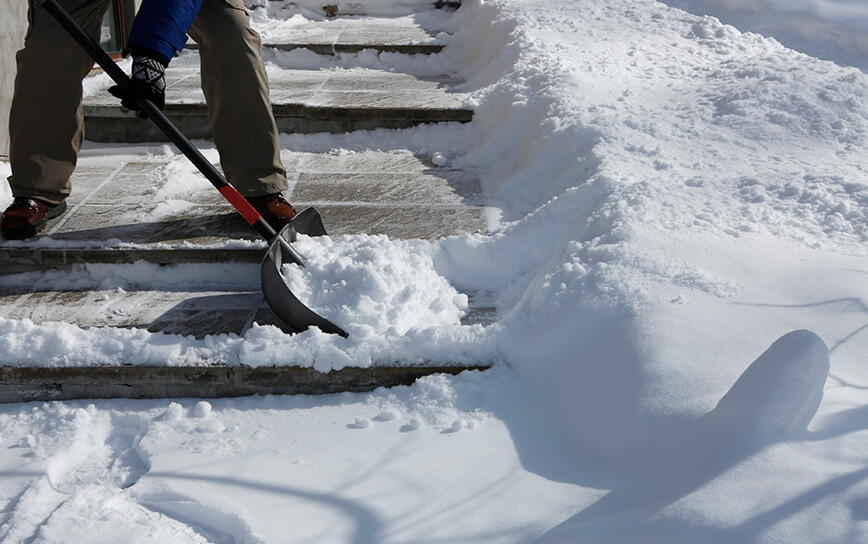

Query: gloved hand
[[109, 48, 168, 119]]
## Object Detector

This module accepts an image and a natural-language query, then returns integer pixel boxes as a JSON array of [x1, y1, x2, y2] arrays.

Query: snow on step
[[0, 269, 495, 338], [82, 63, 472, 142], [0, 145, 496, 377], [0, 237, 496, 399]]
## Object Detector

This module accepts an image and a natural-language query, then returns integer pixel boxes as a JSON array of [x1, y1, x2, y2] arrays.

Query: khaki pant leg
[[8, 0, 111, 204], [187, 0, 287, 197]]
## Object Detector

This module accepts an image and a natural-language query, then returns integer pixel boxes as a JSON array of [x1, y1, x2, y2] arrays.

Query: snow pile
[[285, 235, 469, 338], [428, 0, 867, 539], [0, 250, 495, 369], [663, 0, 868, 71]]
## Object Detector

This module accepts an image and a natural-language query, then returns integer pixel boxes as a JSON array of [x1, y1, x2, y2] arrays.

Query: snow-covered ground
[[3, 0, 868, 541], [663, 0, 868, 72]]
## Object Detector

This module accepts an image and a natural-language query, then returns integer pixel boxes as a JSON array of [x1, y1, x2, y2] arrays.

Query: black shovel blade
[[285, 206, 328, 240], [260, 208, 349, 338]]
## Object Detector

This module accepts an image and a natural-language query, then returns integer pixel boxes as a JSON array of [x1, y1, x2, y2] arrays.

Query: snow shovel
[[36, 0, 349, 337]]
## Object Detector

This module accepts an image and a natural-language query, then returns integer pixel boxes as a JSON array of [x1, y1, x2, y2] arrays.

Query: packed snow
[[3, 0, 868, 541]]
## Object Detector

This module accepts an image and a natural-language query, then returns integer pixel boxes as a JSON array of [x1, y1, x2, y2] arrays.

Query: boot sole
[[0, 200, 68, 240]]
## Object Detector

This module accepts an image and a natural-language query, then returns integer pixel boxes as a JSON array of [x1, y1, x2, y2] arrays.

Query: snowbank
[[663, 0, 868, 71], [433, 0, 868, 540]]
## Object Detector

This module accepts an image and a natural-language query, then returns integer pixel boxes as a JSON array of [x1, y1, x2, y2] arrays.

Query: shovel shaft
[[35, 0, 279, 243]]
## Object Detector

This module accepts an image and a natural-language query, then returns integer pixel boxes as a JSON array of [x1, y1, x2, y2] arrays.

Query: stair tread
[[246, 14, 449, 54], [0, 150, 486, 262], [84, 65, 469, 111]]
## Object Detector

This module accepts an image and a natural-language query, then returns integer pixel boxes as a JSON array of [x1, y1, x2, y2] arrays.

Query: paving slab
[[232, 15, 448, 55], [0, 288, 274, 336], [291, 171, 482, 204], [83, 63, 472, 141]]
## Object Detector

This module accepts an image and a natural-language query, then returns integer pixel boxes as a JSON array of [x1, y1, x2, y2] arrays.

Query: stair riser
[[187, 43, 445, 55], [83, 108, 472, 142], [0, 365, 488, 402]]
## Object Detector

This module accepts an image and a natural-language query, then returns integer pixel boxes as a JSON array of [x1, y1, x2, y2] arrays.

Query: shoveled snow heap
[[2, 0, 868, 541], [283, 235, 469, 338]]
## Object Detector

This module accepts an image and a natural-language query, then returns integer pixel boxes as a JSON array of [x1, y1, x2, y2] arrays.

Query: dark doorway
[[99, 0, 134, 56]]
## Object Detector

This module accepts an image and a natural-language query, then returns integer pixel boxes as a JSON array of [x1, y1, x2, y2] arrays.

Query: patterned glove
[[109, 49, 168, 119]]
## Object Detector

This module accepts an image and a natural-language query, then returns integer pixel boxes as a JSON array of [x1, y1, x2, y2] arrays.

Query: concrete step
[[0, 143, 495, 341], [83, 64, 472, 142], [269, 1, 461, 18], [0, 201, 485, 266], [0, 283, 497, 337], [0, 149, 487, 268], [0, 364, 488, 403], [0, 268, 494, 401], [256, 41, 443, 56], [198, 15, 448, 55], [0, 141, 495, 395]]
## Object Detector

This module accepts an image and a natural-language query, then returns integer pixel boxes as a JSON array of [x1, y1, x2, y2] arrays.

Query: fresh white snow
[[663, 0, 868, 72], [3, 0, 868, 541]]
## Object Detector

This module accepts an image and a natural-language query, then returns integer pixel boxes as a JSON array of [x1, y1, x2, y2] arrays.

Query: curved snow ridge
[[705, 329, 830, 439], [430, 0, 864, 461], [453, 0, 868, 248], [134, 485, 267, 544], [436, 0, 868, 344]]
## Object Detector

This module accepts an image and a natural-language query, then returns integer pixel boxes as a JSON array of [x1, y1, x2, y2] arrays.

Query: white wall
[[1, 0, 28, 159], [1, 0, 144, 160]]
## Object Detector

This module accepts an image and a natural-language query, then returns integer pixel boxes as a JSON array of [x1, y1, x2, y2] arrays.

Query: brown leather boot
[[1, 197, 68, 240], [247, 193, 297, 232]]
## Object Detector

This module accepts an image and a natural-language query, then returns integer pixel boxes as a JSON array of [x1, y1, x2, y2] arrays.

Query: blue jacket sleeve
[[127, 0, 205, 62]]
